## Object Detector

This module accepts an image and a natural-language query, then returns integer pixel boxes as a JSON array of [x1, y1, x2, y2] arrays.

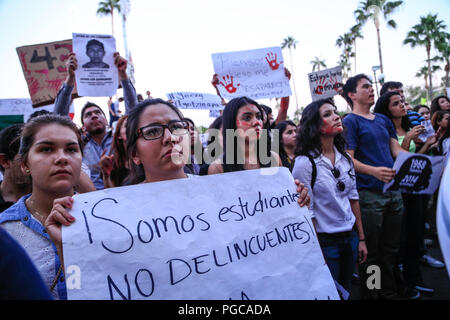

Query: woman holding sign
[[374, 92, 437, 297], [0, 114, 84, 299], [207, 96, 309, 207], [291, 98, 367, 295]]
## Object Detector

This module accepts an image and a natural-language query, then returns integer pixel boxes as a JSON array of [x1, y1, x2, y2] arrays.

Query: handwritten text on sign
[[384, 152, 446, 194], [72, 33, 118, 97], [166, 92, 223, 110], [212, 47, 292, 100], [308, 66, 343, 101], [16, 39, 78, 107], [63, 168, 338, 300]]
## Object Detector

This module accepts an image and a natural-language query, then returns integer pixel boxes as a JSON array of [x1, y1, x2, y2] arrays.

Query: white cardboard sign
[[72, 33, 118, 97], [63, 168, 339, 300], [211, 47, 291, 100], [308, 66, 343, 101], [166, 92, 223, 110]]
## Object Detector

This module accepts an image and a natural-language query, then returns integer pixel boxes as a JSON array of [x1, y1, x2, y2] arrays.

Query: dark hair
[[430, 95, 450, 116], [137, 94, 144, 102], [295, 98, 351, 164], [413, 105, 429, 113], [0, 124, 24, 172], [110, 115, 129, 186], [27, 110, 52, 122], [274, 120, 296, 171], [221, 96, 273, 172], [126, 98, 184, 183], [342, 74, 372, 108], [431, 110, 449, 131], [80, 102, 106, 125], [183, 117, 205, 165], [380, 81, 403, 96], [86, 39, 105, 51], [19, 114, 83, 164], [374, 92, 411, 131], [205, 116, 223, 160]]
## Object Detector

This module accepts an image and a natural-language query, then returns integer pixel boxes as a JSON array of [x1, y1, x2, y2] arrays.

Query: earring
[[25, 168, 30, 174]]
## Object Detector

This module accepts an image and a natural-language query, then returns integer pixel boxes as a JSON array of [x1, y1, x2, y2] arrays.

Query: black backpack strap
[[306, 155, 317, 190]]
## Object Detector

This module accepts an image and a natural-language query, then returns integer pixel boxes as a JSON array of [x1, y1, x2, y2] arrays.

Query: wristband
[[359, 239, 365, 241]]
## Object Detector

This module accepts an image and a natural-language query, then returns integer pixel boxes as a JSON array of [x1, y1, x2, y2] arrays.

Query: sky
[[0, 0, 449, 127]]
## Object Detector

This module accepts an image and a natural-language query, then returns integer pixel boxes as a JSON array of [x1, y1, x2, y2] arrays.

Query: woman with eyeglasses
[[44, 99, 192, 269], [291, 99, 367, 294]]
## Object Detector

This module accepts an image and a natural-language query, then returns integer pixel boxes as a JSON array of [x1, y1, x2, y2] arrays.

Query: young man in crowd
[[342, 74, 411, 300], [53, 52, 137, 190]]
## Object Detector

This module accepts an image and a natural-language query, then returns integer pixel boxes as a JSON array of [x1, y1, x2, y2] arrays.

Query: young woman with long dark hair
[[292, 98, 367, 294]]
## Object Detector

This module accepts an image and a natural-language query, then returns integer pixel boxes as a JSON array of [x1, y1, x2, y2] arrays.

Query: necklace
[[26, 197, 48, 225]]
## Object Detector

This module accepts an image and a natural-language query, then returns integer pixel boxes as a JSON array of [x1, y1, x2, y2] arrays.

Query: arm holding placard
[[273, 68, 291, 126], [44, 196, 76, 272]]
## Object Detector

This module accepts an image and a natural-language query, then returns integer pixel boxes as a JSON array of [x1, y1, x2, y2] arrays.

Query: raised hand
[[64, 52, 77, 86], [265, 52, 282, 71], [113, 52, 128, 80], [219, 75, 240, 94], [100, 149, 114, 177]]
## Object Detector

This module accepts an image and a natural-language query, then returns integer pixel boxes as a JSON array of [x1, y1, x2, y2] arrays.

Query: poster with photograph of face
[[72, 33, 118, 97]]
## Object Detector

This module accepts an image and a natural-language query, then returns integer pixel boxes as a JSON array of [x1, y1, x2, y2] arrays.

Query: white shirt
[[292, 147, 358, 234]]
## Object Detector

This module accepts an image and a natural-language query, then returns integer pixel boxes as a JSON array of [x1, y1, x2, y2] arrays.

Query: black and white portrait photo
[[82, 39, 110, 69]]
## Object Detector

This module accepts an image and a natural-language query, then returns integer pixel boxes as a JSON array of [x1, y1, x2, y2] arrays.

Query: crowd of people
[[0, 51, 449, 300]]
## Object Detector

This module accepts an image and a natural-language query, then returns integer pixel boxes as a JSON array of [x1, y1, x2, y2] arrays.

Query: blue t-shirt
[[343, 113, 397, 191]]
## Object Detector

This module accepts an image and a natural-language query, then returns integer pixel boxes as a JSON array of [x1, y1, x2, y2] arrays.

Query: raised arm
[[274, 68, 292, 125], [114, 52, 138, 115], [53, 52, 77, 116]]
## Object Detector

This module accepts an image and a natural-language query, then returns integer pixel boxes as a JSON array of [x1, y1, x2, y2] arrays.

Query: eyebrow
[[35, 141, 79, 146]]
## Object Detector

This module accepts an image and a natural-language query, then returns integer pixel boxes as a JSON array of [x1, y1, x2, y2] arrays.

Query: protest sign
[[437, 160, 450, 278], [166, 92, 223, 110], [72, 33, 118, 97], [63, 167, 339, 300], [209, 109, 221, 118], [418, 120, 435, 143], [211, 47, 291, 100], [16, 39, 78, 107], [308, 66, 343, 101], [383, 152, 446, 194], [0, 99, 74, 130]]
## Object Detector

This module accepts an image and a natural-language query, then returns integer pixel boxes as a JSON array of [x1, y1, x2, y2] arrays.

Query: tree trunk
[[445, 62, 449, 88], [354, 40, 357, 75], [427, 43, 433, 104], [289, 48, 299, 111], [376, 27, 384, 74], [111, 7, 115, 36]]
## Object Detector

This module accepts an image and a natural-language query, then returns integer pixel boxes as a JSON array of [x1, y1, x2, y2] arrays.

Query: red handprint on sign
[[265, 52, 282, 70], [219, 75, 240, 94], [329, 76, 343, 95], [314, 77, 327, 95]]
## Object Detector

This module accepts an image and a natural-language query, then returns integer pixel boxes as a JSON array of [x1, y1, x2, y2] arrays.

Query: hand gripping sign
[[212, 47, 291, 100]]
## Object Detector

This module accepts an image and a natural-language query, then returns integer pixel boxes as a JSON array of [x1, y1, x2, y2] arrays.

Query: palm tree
[[416, 65, 442, 103], [97, 0, 121, 36], [349, 24, 364, 74], [310, 57, 327, 72], [355, 0, 403, 74], [281, 36, 299, 110], [336, 32, 354, 77], [435, 32, 450, 88], [404, 14, 447, 102]]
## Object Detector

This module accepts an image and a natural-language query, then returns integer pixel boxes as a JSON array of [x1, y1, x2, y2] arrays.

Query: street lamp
[[372, 65, 380, 99]]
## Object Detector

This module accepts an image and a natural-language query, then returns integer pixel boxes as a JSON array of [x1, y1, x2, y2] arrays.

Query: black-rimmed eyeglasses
[[331, 167, 346, 192], [137, 120, 189, 140]]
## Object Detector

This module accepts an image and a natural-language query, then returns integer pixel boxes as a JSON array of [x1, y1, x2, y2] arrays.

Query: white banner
[[308, 66, 343, 101], [63, 168, 339, 300], [383, 152, 446, 194], [166, 92, 223, 110], [211, 47, 291, 100], [0, 98, 74, 121], [72, 33, 118, 97]]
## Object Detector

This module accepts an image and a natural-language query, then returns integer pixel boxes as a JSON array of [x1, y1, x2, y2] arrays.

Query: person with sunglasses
[[292, 98, 367, 296]]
